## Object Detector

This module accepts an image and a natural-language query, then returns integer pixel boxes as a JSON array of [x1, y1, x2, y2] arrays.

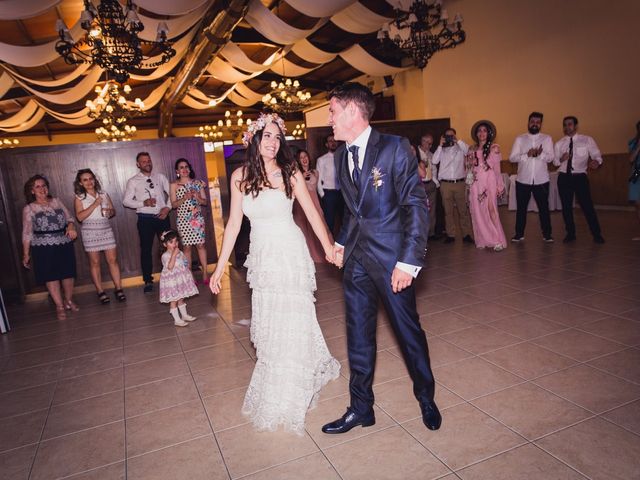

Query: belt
[[33, 228, 66, 234], [440, 178, 465, 183], [137, 213, 160, 218]]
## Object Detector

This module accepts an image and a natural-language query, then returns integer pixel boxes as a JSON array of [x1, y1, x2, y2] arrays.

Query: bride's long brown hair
[[239, 121, 298, 199]]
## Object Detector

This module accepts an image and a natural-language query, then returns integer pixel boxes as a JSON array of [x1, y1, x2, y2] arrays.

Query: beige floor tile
[[0, 409, 47, 453], [241, 452, 340, 480], [489, 313, 567, 340], [428, 291, 482, 310], [472, 383, 592, 440], [451, 302, 523, 323], [571, 293, 640, 316], [534, 364, 640, 413], [481, 342, 576, 380], [460, 282, 521, 300], [3, 344, 69, 371], [64, 462, 125, 479], [532, 303, 609, 326], [53, 367, 123, 405], [375, 324, 401, 350], [458, 444, 586, 480], [65, 334, 123, 359], [404, 403, 526, 470], [123, 324, 177, 346], [580, 316, 640, 346], [532, 328, 625, 361], [71, 321, 123, 342], [374, 376, 463, 423], [399, 337, 473, 368], [44, 391, 124, 439], [177, 325, 237, 351], [193, 359, 255, 397], [124, 353, 190, 388], [216, 422, 318, 478], [123, 336, 182, 365], [184, 341, 252, 372], [319, 318, 347, 340], [325, 335, 349, 362], [202, 388, 250, 432], [433, 357, 523, 400], [602, 400, 640, 436], [30, 421, 125, 480], [127, 435, 227, 480], [587, 347, 640, 383], [496, 292, 559, 312], [0, 444, 37, 480], [1, 331, 72, 356], [125, 374, 200, 418], [0, 361, 63, 394], [317, 374, 349, 402], [529, 282, 594, 301], [60, 348, 124, 379], [420, 310, 478, 335], [0, 382, 56, 419], [126, 400, 212, 457], [536, 417, 640, 480], [315, 300, 345, 321], [372, 350, 410, 385], [440, 325, 521, 355], [304, 394, 397, 449], [324, 426, 451, 480]]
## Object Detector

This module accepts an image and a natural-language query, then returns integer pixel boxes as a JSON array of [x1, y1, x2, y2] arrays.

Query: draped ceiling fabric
[[0, 0, 406, 132]]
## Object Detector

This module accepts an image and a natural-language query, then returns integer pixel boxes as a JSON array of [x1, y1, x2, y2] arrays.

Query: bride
[[210, 113, 341, 435]]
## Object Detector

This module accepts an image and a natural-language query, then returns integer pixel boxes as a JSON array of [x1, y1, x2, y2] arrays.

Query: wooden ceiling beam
[[158, 0, 250, 138]]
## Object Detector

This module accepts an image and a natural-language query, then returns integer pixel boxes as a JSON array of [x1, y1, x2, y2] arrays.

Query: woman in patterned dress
[[73, 169, 125, 304], [170, 158, 209, 283], [22, 174, 79, 320]]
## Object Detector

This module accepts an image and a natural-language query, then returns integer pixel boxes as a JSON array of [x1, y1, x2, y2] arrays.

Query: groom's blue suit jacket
[[335, 128, 429, 274]]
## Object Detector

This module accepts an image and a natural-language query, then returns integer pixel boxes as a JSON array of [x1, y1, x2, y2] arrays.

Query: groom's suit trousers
[[344, 243, 436, 416]]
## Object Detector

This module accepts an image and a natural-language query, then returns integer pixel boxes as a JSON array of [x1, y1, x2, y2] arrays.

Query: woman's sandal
[[114, 289, 126, 302], [98, 291, 111, 304], [64, 300, 80, 312], [56, 305, 67, 320]]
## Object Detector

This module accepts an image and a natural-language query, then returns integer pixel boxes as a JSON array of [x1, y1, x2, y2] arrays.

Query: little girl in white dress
[[159, 230, 199, 327]]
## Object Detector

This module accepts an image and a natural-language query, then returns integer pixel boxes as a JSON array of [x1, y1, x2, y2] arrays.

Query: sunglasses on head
[[146, 178, 155, 189]]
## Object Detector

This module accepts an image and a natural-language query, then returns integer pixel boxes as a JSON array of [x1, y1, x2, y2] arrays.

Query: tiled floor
[[1, 208, 639, 479]]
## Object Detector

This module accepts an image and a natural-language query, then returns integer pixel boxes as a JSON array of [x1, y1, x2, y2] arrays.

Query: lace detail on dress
[[23, 200, 74, 247], [240, 189, 340, 435]]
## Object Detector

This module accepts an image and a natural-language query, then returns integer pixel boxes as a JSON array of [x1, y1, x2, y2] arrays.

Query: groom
[[322, 83, 441, 434]]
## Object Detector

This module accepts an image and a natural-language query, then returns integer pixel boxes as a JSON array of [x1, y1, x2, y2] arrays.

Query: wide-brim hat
[[471, 120, 497, 144]]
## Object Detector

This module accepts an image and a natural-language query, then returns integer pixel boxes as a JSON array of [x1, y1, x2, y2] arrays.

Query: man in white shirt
[[418, 133, 440, 239], [316, 134, 343, 234], [554, 116, 605, 244], [432, 128, 473, 244], [509, 112, 555, 243], [123, 152, 171, 293]]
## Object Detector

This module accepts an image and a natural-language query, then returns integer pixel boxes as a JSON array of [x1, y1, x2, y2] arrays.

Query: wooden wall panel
[[0, 138, 217, 298]]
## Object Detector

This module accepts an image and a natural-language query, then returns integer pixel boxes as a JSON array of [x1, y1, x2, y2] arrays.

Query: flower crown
[[242, 112, 287, 146]]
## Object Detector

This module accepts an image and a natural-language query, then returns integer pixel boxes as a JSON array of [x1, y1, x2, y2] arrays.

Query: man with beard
[[553, 116, 605, 244], [316, 134, 343, 234], [509, 112, 555, 243], [123, 152, 171, 293]]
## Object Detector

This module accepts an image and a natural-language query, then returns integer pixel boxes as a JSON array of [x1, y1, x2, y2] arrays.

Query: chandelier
[[0, 138, 20, 148], [95, 123, 137, 142], [291, 123, 306, 139], [196, 110, 251, 141], [86, 81, 144, 129], [262, 78, 311, 115], [55, 0, 176, 84], [377, 0, 465, 70]]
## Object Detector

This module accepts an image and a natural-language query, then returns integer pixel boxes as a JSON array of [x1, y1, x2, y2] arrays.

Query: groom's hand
[[391, 268, 413, 293]]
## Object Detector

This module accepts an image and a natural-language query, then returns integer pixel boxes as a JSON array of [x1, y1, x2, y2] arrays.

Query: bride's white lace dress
[[241, 188, 341, 435]]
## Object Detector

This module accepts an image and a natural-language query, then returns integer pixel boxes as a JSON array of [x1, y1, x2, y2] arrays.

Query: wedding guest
[[509, 112, 555, 243], [123, 152, 171, 293], [293, 149, 332, 262], [629, 121, 640, 241], [553, 116, 605, 244], [74, 169, 125, 304], [432, 127, 474, 244], [170, 158, 209, 283], [418, 133, 439, 239], [316, 134, 343, 234], [466, 121, 507, 251], [22, 174, 78, 320]]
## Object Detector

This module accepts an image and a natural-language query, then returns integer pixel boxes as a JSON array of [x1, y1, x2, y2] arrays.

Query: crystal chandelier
[[196, 110, 251, 141], [86, 81, 144, 129], [55, 0, 176, 84], [0, 138, 20, 148], [291, 123, 306, 139], [377, 0, 465, 70], [262, 78, 311, 115], [95, 123, 137, 142]]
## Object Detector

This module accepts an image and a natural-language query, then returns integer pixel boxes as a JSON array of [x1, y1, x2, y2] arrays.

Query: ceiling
[[0, 0, 403, 139]]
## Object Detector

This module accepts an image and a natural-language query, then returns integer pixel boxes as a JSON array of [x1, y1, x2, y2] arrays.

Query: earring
[[177, 173, 180, 179]]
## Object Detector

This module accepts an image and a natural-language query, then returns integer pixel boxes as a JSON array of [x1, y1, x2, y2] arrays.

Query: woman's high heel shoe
[[56, 305, 67, 320], [64, 300, 80, 312]]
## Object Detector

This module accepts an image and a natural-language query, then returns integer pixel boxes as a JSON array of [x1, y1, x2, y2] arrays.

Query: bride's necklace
[[266, 168, 282, 178]]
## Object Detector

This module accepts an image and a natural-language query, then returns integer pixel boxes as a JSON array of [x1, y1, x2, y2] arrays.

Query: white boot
[[178, 303, 196, 321], [170, 307, 188, 327]]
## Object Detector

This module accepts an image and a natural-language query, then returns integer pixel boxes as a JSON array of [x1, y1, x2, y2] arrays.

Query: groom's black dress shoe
[[321, 408, 375, 434], [420, 400, 442, 430]]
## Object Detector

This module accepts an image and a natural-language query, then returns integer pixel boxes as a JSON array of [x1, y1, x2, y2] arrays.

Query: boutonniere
[[371, 167, 385, 191]]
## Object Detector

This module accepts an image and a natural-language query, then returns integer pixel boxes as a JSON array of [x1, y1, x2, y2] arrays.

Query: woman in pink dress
[[466, 120, 507, 251], [292, 149, 332, 262]]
